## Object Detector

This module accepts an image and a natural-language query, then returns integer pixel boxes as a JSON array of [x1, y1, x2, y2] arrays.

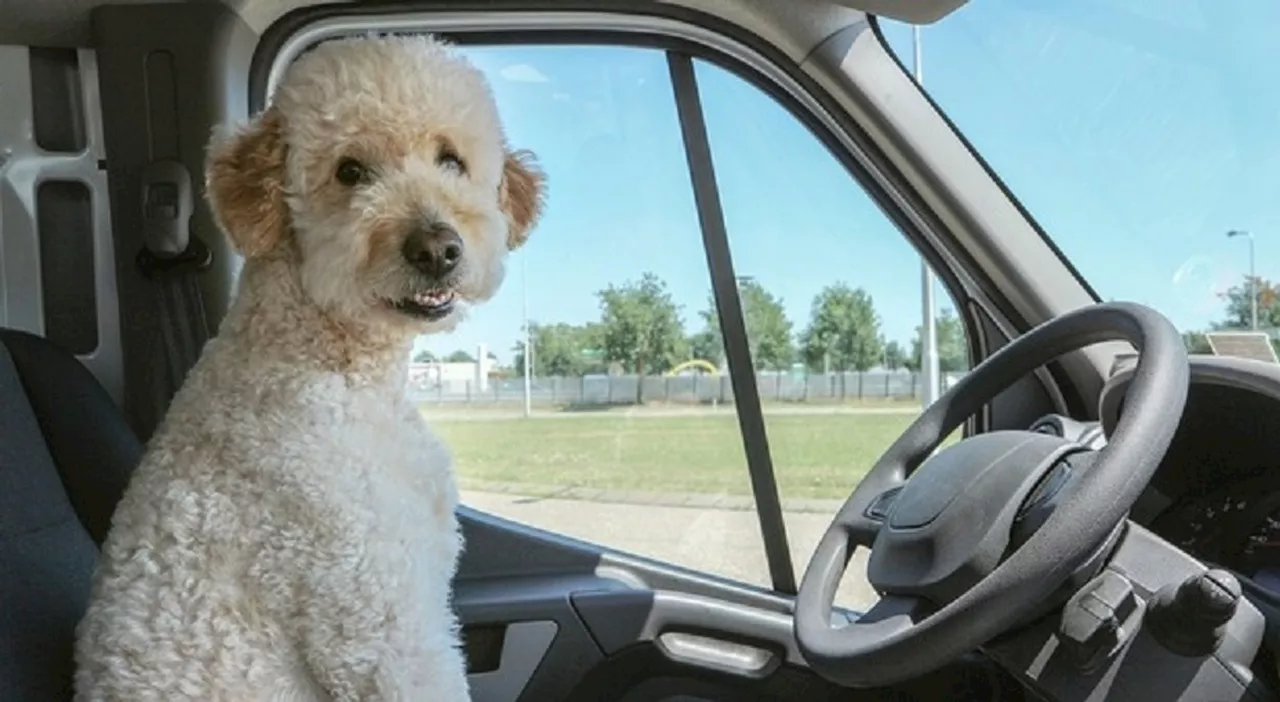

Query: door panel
[[466, 621, 559, 702], [455, 510, 1021, 701], [254, 18, 1019, 702]]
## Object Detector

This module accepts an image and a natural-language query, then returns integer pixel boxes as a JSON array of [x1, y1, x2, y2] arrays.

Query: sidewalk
[[463, 489, 880, 612], [461, 478, 846, 514]]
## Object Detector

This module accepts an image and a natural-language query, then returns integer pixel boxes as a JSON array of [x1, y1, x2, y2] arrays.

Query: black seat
[[0, 329, 140, 701]]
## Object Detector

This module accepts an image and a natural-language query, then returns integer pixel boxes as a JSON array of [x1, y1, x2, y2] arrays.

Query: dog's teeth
[[410, 291, 454, 308]]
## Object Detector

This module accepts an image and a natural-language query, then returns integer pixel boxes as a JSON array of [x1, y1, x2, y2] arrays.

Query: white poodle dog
[[73, 34, 544, 701]]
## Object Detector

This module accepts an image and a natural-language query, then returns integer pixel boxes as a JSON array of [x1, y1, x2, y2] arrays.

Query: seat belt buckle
[[135, 159, 212, 279]]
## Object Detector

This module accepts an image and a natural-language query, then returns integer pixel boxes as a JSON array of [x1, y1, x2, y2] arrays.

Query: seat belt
[[136, 159, 212, 430]]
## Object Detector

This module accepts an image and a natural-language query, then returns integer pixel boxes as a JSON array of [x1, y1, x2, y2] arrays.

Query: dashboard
[[1063, 354, 1280, 586], [988, 355, 1280, 702]]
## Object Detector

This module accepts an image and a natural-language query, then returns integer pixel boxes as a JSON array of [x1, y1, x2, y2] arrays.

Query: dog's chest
[[296, 390, 461, 579], [365, 420, 462, 603], [360, 415, 455, 517], [337, 406, 460, 554]]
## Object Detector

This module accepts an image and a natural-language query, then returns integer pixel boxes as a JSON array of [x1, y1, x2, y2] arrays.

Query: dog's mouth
[[386, 289, 458, 321]]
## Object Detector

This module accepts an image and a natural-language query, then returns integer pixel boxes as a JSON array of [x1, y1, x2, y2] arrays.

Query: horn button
[[866, 431, 1089, 604]]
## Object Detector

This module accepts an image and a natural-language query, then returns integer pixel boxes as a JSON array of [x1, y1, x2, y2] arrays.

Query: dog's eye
[[436, 148, 467, 175], [335, 158, 369, 187]]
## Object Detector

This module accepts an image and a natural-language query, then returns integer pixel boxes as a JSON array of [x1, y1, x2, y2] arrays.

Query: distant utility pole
[[914, 25, 941, 408], [1227, 229, 1258, 330]]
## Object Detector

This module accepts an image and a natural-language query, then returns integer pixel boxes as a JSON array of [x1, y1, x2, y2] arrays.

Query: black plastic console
[[984, 523, 1275, 701]]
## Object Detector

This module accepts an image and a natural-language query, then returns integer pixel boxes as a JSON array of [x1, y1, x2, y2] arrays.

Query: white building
[[408, 343, 492, 393]]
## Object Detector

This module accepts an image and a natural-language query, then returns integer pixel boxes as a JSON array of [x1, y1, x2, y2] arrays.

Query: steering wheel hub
[[868, 432, 1085, 601]]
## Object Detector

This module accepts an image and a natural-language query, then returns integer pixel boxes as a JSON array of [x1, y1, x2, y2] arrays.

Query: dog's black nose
[[402, 223, 463, 277]]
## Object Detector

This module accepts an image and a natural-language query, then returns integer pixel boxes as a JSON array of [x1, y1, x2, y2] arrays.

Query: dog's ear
[[205, 108, 289, 258], [499, 149, 545, 251]]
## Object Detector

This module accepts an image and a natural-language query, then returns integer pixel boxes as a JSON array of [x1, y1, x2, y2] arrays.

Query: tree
[[412, 349, 436, 363], [513, 322, 608, 377], [908, 307, 969, 372], [1183, 331, 1212, 354], [696, 278, 794, 370], [1218, 275, 1280, 330], [444, 350, 475, 363], [1208, 274, 1280, 357], [883, 340, 906, 371], [686, 330, 723, 368], [799, 283, 884, 372], [902, 346, 919, 372], [936, 309, 969, 372], [598, 272, 686, 402]]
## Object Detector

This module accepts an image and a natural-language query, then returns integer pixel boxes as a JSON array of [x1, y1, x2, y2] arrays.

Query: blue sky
[[418, 3, 1280, 363]]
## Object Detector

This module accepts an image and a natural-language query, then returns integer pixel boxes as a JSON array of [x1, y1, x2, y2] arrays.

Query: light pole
[[1227, 229, 1257, 330], [521, 251, 532, 417], [914, 25, 941, 408]]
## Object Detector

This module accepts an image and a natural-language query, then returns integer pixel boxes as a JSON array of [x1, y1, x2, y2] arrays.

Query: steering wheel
[[794, 302, 1189, 687]]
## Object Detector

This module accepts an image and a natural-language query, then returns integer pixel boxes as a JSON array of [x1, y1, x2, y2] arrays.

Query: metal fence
[[409, 370, 966, 406]]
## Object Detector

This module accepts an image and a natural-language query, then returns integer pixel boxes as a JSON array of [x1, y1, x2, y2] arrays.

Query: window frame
[[251, 4, 1037, 594], [252, 7, 986, 331], [863, 17, 1103, 304]]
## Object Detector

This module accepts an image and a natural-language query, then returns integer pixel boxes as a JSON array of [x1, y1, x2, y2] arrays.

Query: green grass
[[422, 396, 923, 413], [433, 412, 933, 500]]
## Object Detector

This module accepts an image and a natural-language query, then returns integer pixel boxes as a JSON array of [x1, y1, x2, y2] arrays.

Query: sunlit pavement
[[463, 490, 879, 612]]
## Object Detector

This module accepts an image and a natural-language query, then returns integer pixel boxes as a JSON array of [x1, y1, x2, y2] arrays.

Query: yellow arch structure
[[667, 359, 720, 376]]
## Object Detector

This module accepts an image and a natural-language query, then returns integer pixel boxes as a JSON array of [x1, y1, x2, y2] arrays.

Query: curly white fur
[[73, 34, 544, 702]]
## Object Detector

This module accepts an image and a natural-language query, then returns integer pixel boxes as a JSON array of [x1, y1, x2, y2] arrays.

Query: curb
[[458, 479, 845, 515]]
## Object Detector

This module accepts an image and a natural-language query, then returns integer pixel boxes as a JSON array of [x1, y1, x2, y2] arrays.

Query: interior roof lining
[[829, 0, 968, 25]]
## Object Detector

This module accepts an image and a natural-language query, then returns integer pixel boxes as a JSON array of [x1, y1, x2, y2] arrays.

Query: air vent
[[1031, 421, 1061, 436]]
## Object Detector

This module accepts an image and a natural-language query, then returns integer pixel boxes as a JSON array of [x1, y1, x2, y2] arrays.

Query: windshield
[[880, 5, 1280, 357]]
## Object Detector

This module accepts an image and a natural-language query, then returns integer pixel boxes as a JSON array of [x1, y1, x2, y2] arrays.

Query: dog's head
[[206, 34, 544, 334]]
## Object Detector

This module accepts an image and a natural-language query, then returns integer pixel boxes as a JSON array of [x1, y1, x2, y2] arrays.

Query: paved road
[[463, 490, 880, 611]]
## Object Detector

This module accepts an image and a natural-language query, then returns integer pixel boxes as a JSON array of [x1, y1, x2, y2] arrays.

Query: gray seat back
[[0, 329, 140, 701]]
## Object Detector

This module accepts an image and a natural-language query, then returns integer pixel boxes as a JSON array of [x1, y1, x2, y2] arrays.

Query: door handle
[[573, 589, 802, 680], [657, 630, 778, 678]]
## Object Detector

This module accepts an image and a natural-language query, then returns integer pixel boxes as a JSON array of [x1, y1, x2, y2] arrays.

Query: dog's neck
[[217, 252, 413, 392]]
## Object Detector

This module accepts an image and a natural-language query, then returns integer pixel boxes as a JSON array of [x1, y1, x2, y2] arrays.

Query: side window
[[413, 44, 970, 602], [416, 44, 770, 587], [692, 58, 970, 607]]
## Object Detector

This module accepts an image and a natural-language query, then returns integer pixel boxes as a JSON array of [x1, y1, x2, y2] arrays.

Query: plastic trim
[[468, 620, 559, 702], [0, 46, 123, 403], [864, 16, 1101, 305], [1099, 354, 1280, 438]]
